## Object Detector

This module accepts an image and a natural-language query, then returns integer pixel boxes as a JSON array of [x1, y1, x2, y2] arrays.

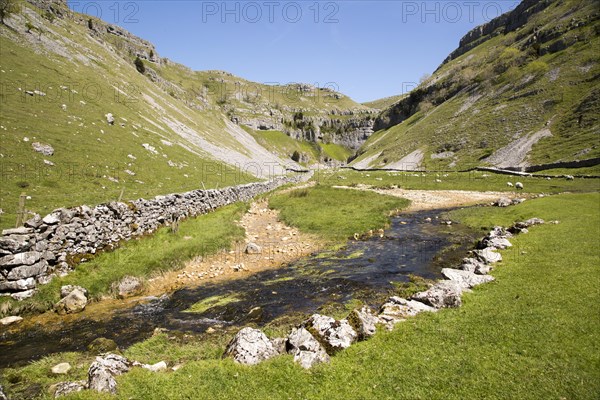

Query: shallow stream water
[[0, 208, 478, 368]]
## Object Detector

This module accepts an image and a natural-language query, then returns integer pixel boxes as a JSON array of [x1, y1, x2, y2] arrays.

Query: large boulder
[[114, 276, 143, 299], [411, 281, 463, 308], [223, 327, 278, 365], [60, 285, 88, 298], [473, 248, 502, 264], [441, 268, 495, 289], [378, 297, 437, 329], [305, 314, 357, 354], [458, 257, 492, 275], [287, 327, 330, 369], [481, 236, 512, 250], [87, 354, 131, 394], [54, 288, 87, 315], [347, 306, 378, 339]]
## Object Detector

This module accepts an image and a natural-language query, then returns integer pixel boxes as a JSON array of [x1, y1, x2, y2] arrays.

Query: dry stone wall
[[0, 175, 306, 300]]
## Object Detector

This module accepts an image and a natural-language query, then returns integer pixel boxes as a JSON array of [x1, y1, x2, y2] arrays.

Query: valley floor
[[1, 178, 599, 400]]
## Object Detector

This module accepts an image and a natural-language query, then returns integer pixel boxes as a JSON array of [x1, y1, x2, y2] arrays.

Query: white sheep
[[507, 182, 513, 187], [515, 182, 523, 190]]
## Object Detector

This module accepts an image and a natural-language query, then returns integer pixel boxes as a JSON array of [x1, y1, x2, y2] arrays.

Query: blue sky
[[68, 1, 520, 103]]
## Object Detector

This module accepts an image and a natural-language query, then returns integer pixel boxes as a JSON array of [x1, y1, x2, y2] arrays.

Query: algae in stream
[[183, 293, 242, 314]]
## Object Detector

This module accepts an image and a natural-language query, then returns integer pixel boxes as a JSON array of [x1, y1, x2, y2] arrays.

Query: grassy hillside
[[353, 0, 600, 170], [362, 94, 406, 110], [0, 0, 298, 229], [242, 127, 352, 165]]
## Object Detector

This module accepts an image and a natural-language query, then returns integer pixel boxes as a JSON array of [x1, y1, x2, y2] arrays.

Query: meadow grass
[[2, 193, 599, 399], [312, 169, 600, 193], [0, 203, 247, 317], [268, 185, 410, 241]]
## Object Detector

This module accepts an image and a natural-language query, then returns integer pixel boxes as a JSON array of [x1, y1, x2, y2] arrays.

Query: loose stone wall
[[0, 175, 307, 300]]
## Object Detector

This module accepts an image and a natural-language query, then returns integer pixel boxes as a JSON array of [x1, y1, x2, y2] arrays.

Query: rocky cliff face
[[25, 0, 159, 64], [441, 0, 554, 65], [374, 0, 599, 133]]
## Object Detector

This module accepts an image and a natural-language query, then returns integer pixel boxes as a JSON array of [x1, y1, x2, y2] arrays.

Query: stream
[[0, 208, 478, 368]]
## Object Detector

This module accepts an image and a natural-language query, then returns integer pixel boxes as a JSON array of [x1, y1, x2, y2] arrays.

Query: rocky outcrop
[[87, 354, 131, 394], [236, 110, 376, 151], [223, 327, 278, 365], [287, 326, 330, 369], [305, 314, 357, 354], [347, 306, 378, 339], [0, 175, 306, 299], [54, 287, 87, 314], [411, 281, 464, 309], [442, 0, 555, 65]]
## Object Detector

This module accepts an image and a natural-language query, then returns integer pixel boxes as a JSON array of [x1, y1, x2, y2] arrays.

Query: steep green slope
[[0, 0, 370, 229], [362, 94, 406, 110], [0, 1, 266, 229], [353, 0, 600, 170]]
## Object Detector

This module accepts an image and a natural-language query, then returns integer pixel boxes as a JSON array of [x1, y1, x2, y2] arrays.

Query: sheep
[[515, 182, 523, 190], [507, 182, 514, 187], [565, 175, 574, 180]]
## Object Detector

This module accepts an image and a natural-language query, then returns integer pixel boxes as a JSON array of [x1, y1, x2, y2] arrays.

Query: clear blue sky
[[68, 1, 520, 103]]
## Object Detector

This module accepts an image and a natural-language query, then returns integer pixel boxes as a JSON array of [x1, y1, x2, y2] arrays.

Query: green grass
[[243, 128, 320, 164], [268, 186, 409, 241], [0, 203, 247, 317], [362, 93, 406, 110], [312, 169, 600, 193], [532, 165, 600, 176], [319, 143, 352, 162], [0, 13, 256, 231], [2, 194, 599, 400]]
